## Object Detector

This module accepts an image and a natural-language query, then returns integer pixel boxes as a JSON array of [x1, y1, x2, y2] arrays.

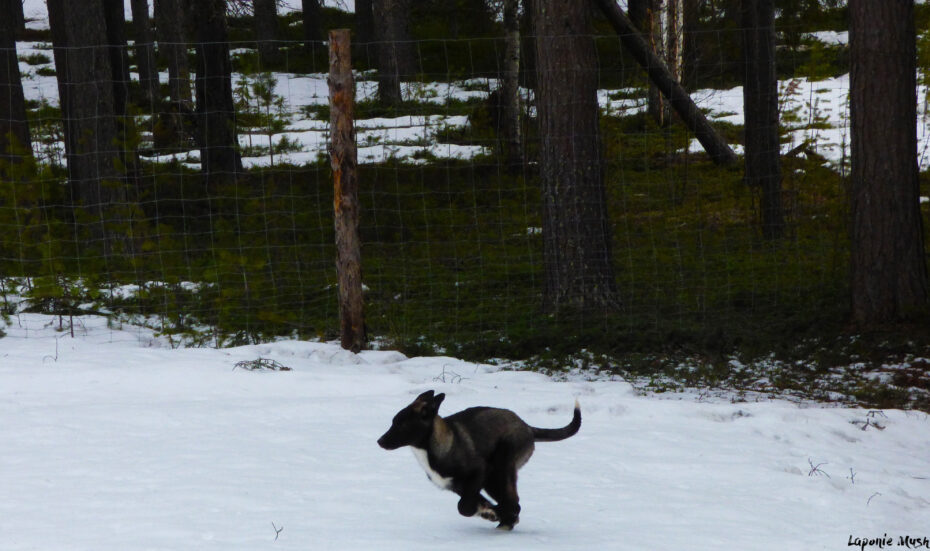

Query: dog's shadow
[[452, 523, 541, 538]]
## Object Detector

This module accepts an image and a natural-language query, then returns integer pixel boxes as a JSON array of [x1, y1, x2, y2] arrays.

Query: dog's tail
[[532, 399, 581, 442]]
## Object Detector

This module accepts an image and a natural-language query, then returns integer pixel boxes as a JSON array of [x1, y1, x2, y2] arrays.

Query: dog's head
[[377, 390, 445, 450]]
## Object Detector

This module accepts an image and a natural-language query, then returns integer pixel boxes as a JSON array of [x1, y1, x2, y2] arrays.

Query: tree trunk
[[12, 0, 25, 33], [666, 0, 683, 86], [155, 0, 193, 108], [130, 0, 159, 108], [647, 0, 667, 125], [534, 0, 619, 314], [594, 0, 738, 165], [48, 0, 128, 245], [519, 0, 537, 89], [355, 0, 373, 42], [849, 0, 928, 325], [254, 0, 279, 67], [741, 0, 784, 239], [372, 0, 416, 106], [0, 0, 32, 162], [302, 0, 323, 45], [192, 0, 243, 181], [102, 0, 131, 119], [500, 0, 522, 168]]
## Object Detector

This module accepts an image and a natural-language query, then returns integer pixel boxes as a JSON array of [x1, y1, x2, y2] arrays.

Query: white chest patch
[[411, 448, 453, 491]]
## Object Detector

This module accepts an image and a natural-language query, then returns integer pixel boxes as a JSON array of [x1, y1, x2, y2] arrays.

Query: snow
[[1, 313, 928, 550]]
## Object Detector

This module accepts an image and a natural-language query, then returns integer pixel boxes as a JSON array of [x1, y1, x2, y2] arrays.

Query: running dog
[[377, 390, 581, 530]]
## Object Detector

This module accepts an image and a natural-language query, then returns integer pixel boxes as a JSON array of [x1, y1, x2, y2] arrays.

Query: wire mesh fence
[[1, 21, 923, 356]]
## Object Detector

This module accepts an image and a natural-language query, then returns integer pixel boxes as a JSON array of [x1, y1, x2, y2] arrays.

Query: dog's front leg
[[455, 471, 485, 518]]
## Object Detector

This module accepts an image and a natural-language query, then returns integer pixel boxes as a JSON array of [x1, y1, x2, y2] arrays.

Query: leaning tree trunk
[[849, 0, 928, 325], [594, 0, 738, 165], [534, 0, 619, 314], [130, 0, 159, 108], [48, 0, 128, 249], [192, 0, 243, 182], [742, 0, 784, 239], [254, 0, 279, 67], [500, 0, 522, 168], [0, 0, 32, 162]]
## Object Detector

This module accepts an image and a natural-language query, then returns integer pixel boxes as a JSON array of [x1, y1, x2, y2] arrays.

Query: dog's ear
[[415, 390, 435, 402], [432, 393, 445, 409]]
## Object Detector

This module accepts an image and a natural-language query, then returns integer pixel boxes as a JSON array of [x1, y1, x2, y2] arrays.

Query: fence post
[[328, 28, 366, 353]]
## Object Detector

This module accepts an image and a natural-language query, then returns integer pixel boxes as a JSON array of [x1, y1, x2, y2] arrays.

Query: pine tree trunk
[[647, 0, 667, 125], [155, 0, 193, 109], [302, 0, 323, 44], [534, 0, 619, 314], [130, 0, 159, 108], [192, 0, 242, 182], [741, 0, 784, 239], [849, 0, 928, 324], [102, 0, 131, 119], [0, 0, 32, 161], [254, 0, 279, 67], [372, 0, 416, 106], [519, 0, 536, 89], [48, 0, 127, 244], [12, 0, 25, 33], [500, 0, 522, 168]]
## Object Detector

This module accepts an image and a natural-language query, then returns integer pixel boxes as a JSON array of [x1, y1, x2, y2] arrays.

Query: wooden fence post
[[328, 28, 366, 352]]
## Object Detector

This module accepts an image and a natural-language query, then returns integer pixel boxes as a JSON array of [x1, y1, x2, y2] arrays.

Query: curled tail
[[531, 399, 581, 442]]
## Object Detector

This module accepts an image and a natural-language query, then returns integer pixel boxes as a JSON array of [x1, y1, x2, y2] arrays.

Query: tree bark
[[535, 0, 619, 314], [849, 0, 928, 325], [372, 0, 416, 106], [328, 29, 366, 353], [12, 0, 25, 33], [155, 0, 193, 109], [302, 0, 323, 44], [102, 0, 131, 119], [741, 0, 784, 239], [500, 0, 522, 167], [191, 0, 243, 181], [48, 0, 128, 245], [594, 0, 738, 165], [130, 0, 159, 108], [0, 0, 32, 162], [254, 0, 279, 67]]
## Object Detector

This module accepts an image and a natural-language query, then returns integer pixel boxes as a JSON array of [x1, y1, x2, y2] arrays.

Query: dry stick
[[591, 0, 739, 165], [328, 29, 367, 353]]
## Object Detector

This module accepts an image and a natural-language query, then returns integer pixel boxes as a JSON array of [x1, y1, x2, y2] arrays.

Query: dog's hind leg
[[485, 465, 520, 530]]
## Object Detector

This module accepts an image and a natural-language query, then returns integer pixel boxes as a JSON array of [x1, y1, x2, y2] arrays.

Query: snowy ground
[[1, 313, 928, 550]]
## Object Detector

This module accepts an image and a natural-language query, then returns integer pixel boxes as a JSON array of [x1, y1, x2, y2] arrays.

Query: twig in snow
[[271, 522, 283, 542], [434, 365, 467, 384], [808, 458, 830, 478], [867, 492, 881, 506], [847, 468, 856, 484], [233, 357, 292, 371]]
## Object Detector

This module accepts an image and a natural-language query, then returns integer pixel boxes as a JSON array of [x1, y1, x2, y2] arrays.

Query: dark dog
[[377, 390, 581, 530]]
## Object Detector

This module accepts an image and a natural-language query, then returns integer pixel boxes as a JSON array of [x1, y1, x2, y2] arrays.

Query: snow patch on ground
[[1, 314, 928, 550]]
